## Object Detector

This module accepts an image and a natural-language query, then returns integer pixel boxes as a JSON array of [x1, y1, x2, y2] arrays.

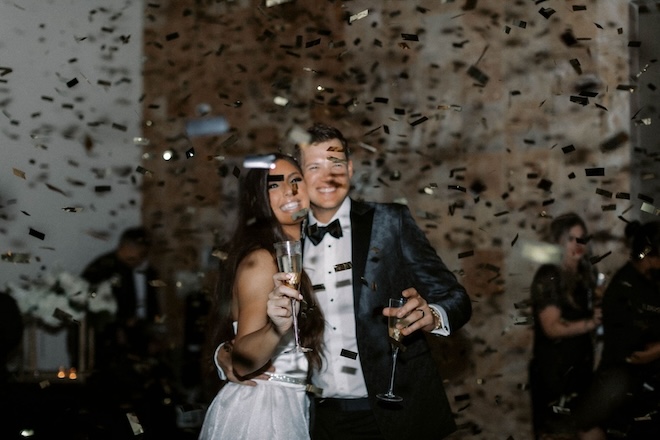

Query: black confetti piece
[[537, 179, 553, 191], [340, 349, 358, 360], [585, 168, 605, 176], [570, 59, 582, 74], [66, 78, 79, 88], [467, 65, 489, 85], [29, 228, 45, 240], [600, 132, 629, 152], [165, 32, 179, 41], [562, 145, 576, 154], [638, 193, 654, 204], [596, 188, 612, 198], [458, 250, 474, 259], [401, 33, 419, 41], [539, 7, 556, 19], [560, 30, 578, 47], [410, 116, 428, 126], [570, 96, 589, 106]]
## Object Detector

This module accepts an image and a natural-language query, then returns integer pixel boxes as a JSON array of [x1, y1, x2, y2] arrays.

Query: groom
[[219, 123, 471, 440]]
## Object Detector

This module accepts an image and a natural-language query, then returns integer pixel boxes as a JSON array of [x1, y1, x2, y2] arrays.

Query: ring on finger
[[416, 308, 425, 319]]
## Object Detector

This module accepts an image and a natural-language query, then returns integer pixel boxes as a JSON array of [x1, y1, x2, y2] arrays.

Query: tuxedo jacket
[[346, 199, 471, 440]]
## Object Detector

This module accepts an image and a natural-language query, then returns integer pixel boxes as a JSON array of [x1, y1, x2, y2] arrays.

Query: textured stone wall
[[141, 1, 658, 438]]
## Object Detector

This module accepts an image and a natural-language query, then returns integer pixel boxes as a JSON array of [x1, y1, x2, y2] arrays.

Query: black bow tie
[[307, 219, 343, 245]]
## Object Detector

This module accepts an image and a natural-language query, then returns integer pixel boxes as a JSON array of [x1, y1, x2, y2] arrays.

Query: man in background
[[81, 226, 162, 367]]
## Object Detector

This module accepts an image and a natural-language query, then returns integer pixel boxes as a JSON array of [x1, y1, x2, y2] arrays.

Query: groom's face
[[299, 140, 353, 223]]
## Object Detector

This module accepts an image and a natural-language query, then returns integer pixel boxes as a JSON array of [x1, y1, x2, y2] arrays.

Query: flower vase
[[78, 316, 87, 374]]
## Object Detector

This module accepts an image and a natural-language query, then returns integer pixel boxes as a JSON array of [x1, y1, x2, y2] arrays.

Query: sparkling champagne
[[277, 254, 302, 288], [388, 313, 412, 342]]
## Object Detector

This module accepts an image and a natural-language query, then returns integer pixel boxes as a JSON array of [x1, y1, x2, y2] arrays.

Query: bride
[[199, 153, 324, 440]]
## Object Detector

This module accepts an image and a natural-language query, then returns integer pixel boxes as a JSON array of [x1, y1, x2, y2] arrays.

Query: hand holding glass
[[377, 298, 411, 402], [274, 240, 311, 353]]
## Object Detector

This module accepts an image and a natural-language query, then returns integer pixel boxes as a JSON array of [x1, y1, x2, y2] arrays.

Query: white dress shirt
[[304, 198, 368, 399]]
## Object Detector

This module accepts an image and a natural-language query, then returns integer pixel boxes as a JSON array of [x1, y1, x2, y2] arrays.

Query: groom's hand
[[216, 341, 274, 386]]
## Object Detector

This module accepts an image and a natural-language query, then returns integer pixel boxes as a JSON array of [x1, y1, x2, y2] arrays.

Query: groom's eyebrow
[[267, 175, 284, 182]]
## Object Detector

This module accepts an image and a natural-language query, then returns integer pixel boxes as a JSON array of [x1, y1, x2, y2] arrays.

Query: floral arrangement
[[6, 271, 117, 329]]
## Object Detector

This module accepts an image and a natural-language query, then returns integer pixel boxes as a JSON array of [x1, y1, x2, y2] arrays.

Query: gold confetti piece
[[45, 183, 68, 196], [641, 202, 660, 216], [437, 104, 462, 112], [133, 137, 150, 146], [292, 208, 308, 221], [126, 412, 144, 435], [13, 168, 26, 179], [62, 207, 84, 212], [212, 249, 229, 261], [358, 142, 377, 153], [349, 9, 369, 23], [266, 0, 294, 6], [327, 156, 347, 164], [1, 252, 31, 263], [519, 240, 561, 264], [149, 279, 167, 287], [273, 96, 289, 106], [135, 166, 153, 176]]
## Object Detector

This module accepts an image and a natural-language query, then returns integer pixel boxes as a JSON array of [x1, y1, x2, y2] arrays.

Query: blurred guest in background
[[79, 226, 175, 437], [0, 292, 23, 438], [529, 213, 603, 440], [0, 291, 23, 387], [575, 220, 660, 439], [81, 226, 162, 367]]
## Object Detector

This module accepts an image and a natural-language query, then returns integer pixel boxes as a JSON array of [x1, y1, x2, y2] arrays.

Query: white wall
[[0, 0, 144, 286]]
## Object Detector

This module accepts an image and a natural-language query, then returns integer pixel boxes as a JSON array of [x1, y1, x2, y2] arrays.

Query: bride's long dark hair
[[208, 153, 324, 374]]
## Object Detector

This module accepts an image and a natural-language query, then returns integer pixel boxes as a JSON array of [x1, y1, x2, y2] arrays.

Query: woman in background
[[199, 153, 324, 439], [529, 213, 603, 440], [575, 220, 660, 439]]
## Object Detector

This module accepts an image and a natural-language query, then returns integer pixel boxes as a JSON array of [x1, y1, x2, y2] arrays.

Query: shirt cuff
[[429, 304, 451, 336], [214, 343, 228, 380]]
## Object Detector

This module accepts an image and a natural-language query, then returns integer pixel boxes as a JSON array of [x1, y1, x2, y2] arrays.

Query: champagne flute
[[274, 240, 311, 353], [377, 298, 410, 402]]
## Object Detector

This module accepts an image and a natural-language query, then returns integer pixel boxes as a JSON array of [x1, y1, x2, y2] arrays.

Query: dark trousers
[[311, 398, 384, 440]]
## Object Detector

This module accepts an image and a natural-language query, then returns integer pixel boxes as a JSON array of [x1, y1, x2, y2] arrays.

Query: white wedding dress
[[198, 330, 310, 440]]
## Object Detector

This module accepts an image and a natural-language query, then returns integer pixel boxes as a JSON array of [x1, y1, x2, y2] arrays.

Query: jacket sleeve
[[397, 205, 472, 331]]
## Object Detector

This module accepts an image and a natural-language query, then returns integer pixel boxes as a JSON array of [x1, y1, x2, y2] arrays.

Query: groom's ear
[[347, 159, 354, 179]]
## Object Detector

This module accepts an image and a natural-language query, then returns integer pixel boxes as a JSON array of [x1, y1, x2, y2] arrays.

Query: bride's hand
[[267, 272, 302, 335]]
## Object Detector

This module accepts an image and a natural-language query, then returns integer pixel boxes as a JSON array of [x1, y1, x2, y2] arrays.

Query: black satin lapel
[[350, 200, 374, 309]]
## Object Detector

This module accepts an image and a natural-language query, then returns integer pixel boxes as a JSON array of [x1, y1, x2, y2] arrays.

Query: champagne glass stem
[[291, 298, 301, 348], [386, 346, 399, 396]]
